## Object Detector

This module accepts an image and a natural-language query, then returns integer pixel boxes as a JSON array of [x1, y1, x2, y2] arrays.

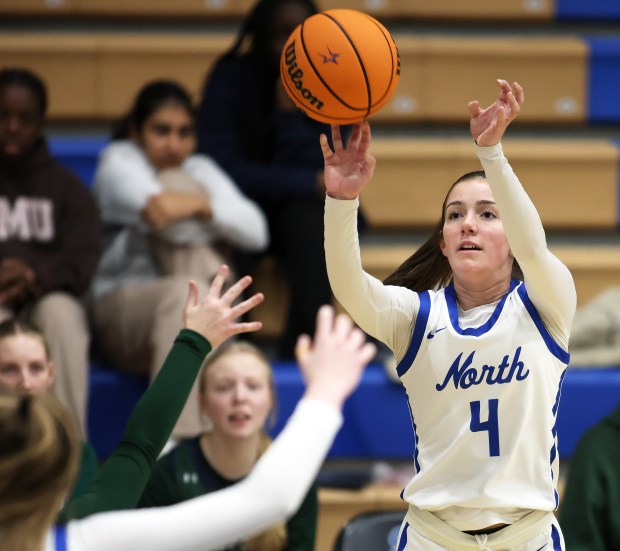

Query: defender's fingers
[[232, 321, 263, 335], [221, 274, 254, 305], [230, 292, 264, 317], [185, 279, 199, 309], [314, 304, 336, 341], [206, 265, 229, 298], [295, 334, 312, 362], [333, 312, 354, 340]]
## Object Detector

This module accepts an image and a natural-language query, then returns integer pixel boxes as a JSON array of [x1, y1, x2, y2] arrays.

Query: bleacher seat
[[0, 33, 591, 124], [365, 137, 618, 229], [49, 135, 620, 231], [0, 0, 555, 20]]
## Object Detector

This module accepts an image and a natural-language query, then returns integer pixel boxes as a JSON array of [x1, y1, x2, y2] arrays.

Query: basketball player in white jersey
[[321, 80, 575, 550]]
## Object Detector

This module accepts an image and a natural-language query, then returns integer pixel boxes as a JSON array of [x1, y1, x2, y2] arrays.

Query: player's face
[[0, 334, 55, 395], [0, 84, 44, 159], [269, 1, 314, 67], [134, 102, 195, 170], [439, 178, 513, 283], [201, 352, 273, 440]]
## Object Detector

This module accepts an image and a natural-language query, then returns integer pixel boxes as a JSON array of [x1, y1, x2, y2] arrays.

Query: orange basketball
[[280, 9, 400, 125]]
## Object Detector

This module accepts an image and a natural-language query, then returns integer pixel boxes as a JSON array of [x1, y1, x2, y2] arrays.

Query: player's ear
[[46, 360, 56, 390], [438, 230, 447, 257]]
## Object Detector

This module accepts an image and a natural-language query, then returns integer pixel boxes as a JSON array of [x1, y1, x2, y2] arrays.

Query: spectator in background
[[198, 0, 350, 359], [90, 79, 268, 440], [568, 287, 620, 367], [0, 319, 98, 500], [0, 67, 100, 438], [140, 340, 317, 551], [559, 402, 620, 550]]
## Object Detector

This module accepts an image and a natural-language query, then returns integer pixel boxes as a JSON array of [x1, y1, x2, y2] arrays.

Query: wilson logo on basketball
[[283, 42, 325, 111]]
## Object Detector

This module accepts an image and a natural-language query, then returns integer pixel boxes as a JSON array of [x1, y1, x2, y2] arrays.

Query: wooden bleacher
[[0, 0, 555, 21], [0, 33, 588, 124], [366, 138, 618, 229]]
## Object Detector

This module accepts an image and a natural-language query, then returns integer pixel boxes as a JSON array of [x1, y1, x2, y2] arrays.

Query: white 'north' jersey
[[398, 280, 568, 530]]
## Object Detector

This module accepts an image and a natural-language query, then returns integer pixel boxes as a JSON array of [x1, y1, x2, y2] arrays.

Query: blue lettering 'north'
[[436, 346, 529, 391]]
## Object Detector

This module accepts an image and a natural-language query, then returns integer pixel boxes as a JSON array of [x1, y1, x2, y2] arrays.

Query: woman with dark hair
[[322, 80, 575, 549], [91, 79, 268, 440], [197, 0, 346, 359], [0, 67, 100, 438]]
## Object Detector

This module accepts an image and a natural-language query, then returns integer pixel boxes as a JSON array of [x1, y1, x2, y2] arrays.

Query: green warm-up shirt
[[58, 329, 211, 523], [139, 436, 318, 551], [560, 404, 620, 551]]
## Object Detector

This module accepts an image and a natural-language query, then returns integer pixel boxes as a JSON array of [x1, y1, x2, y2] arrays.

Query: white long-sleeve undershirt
[[45, 398, 341, 551]]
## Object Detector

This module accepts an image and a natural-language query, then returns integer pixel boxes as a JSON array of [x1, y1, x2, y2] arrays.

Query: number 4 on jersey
[[470, 399, 500, 457]]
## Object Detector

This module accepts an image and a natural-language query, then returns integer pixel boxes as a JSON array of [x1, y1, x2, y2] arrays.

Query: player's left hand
[[468, 79, 524, 147]]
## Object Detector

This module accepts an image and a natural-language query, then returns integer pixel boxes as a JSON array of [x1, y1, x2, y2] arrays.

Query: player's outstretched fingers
[[512, 81, 524, 106], [359, 121, 372, 153], [331, 124, 344, 151], [220, 274, 254, 305], [347, 122, 363, 150], [230, 291, 264, 319], [333, 312, 354, 342], [185, 279, 199, 311], [468, 100, 481, 118], [206, 265, 229, 299], [314, 304, 336, 342], [320, 133, 333, 160]]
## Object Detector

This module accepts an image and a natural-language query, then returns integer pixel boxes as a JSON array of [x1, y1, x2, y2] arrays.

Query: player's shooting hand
[[183, 265, 264, 349], [469, 79, 524, 147], [320, 121, 376, 200], [296, 305, 376, 409]]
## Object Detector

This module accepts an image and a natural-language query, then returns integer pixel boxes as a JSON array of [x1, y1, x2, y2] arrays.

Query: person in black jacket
[[197, 0, 356, 359]]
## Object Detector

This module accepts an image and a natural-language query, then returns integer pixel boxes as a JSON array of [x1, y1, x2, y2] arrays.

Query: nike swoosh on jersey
[[535, 545, 547, 551], [426, 326, 446, 339]]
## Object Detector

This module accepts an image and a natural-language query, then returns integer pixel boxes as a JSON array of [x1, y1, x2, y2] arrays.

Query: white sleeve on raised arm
[[57, 399, 342, 551], [324, 195, 419, 359], [476, 143, 576, 342]]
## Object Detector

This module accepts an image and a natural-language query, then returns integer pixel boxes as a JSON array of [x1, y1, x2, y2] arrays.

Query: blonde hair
[[0, 318, 51, 359], [199, 342, 286, 551], [0, 389, 80, 551], [199, 340, 278, 429]]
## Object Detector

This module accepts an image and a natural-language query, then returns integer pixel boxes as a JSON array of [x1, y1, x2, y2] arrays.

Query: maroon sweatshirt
[[0, 138, 101, 300]]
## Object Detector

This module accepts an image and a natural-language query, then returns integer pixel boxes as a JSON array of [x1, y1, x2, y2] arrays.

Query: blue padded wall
[[556, 0, 620, 20], [586, 38, 620, 123], [49, 135, 107, 188], [88, 361, 620, 461]]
